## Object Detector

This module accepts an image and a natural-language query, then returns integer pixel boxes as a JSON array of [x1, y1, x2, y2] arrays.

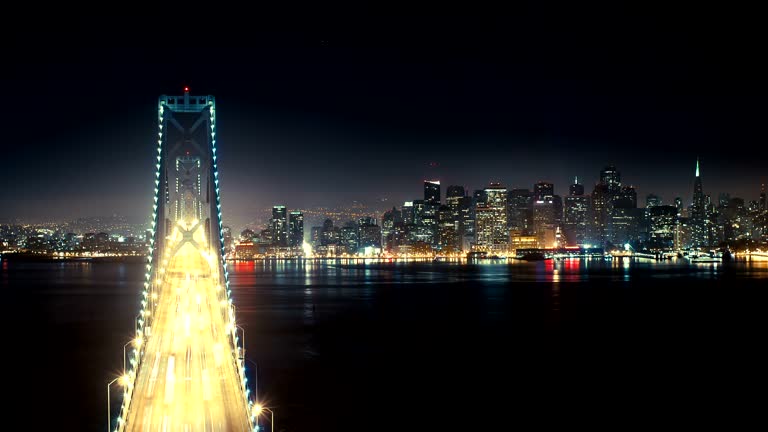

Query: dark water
[[2, 257, 767, 431]]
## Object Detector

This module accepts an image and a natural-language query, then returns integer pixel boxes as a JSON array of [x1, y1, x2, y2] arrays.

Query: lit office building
[[600, 165, 621, 190], [474, 182, 508, 253], [608, 186, 639, 246], [271, 205, 288, 247], [402, 201, 415, 225], [288, 211, 304, 247], [564, 177, 588, 246], [688, 158, 711, 248], [508, 188, 533, 233], [531, 181, 558, 248], [412, 200, 426, 226], [437, 221, 459, 253], [646, 194, 661, 208], [648, 205, 678, 251], [424, 180, 441, 206], [534, 181, 554, 201], [358, 217, 382, 251], [340, 222, 359, 254], [446, 185, 472, 249]]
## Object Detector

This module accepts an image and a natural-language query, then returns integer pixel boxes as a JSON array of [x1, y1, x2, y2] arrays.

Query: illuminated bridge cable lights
[[111, 98, 165, 432], [208, 102, 257, 429]]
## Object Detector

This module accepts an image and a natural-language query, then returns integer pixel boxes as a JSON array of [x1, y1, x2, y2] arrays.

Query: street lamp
[[123, 341, 131, 373], [245, 358, 259, 403], [106, 374, 129, 432], [253, 404, 275, 432]]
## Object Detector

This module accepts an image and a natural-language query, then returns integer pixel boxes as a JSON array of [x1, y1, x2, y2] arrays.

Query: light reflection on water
[[226, 257, 768, 299], [227, 256, 768, 288], [226, 256, 768, 372], [223, 253, 711, 289]]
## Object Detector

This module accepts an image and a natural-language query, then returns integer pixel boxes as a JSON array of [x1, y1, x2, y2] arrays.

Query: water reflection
[[224, 256, 768, 292]]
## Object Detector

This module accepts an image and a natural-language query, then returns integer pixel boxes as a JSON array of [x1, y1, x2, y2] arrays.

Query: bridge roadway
[[124, 238, 250, 431]]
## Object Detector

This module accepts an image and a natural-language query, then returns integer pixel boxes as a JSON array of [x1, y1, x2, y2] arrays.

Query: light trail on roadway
[[123, 222, 251, 431]]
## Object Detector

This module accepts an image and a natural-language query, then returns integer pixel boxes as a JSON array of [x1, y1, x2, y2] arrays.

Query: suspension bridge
[[108, 89, 262, 432]]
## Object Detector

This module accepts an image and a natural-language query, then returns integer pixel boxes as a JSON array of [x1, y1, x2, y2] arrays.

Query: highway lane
[[124, 226, 250, 432]]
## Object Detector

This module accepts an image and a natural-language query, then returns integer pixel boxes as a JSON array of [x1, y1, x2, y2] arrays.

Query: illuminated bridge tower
[[113, 89, 256, 432], [154, 89, 224, 268]]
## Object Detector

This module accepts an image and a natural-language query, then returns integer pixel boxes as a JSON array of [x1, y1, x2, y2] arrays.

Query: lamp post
[[253, 404, 275, 432], [245, 358, 259, 403], [123, 341, 131, 373], [107, 375, 129, 432]]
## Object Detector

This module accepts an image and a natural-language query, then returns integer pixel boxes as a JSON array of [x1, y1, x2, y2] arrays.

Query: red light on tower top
[[183, 86, 189, 92]]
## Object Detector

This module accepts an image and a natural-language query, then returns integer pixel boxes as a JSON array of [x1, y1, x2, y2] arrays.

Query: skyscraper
[[358, 216, 382, 251], [533, 181, 554, 201], [691, 158, 705, 219], [646, 194, 661, 208], [424, 180, 441, 206], [600, 165, 621, 191], [608, 186, 639, 246], [533, 197, 557, 247], [564, 177, 588, 246], [588, 166, 621, 247], [288, 211, 304, 247], [588, 165, 641, 247], [532, 181, 558, 247], [473, 189, 487, 207], [569, 177, 584, 196], [508, 188, 533, 232], [474, 182, 508, 253], [437, 205, 460, 253], [413, 200, 426, 226], [649, 205, 679, 251], [689, 158, 710, 248], [674, 197, 683, 216], [446, 185, 471, 250], [446, 185, 465, 201], [382, 207, 403, 253], [320, 219, 338, 246], [402, 201, 415, 225], [340, 221, 359, 254], [271, 205, 288, 247], [760, 184, 766, 211]]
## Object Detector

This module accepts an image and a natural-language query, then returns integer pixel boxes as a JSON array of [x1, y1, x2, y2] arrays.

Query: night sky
[[2, 12, 765, 229]]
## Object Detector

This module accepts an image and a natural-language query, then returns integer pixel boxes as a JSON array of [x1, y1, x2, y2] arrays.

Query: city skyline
[[2, 157, 764, 229], [2, 16, 766, 230], [5, 154, 767, 259]]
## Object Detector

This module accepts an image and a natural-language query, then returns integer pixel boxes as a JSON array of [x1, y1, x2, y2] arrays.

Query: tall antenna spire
[[695, 157, 700, 178], [574, 175, 579, 185]]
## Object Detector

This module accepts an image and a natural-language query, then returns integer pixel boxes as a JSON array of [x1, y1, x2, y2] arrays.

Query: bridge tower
[[153, 88, 225, 283]]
